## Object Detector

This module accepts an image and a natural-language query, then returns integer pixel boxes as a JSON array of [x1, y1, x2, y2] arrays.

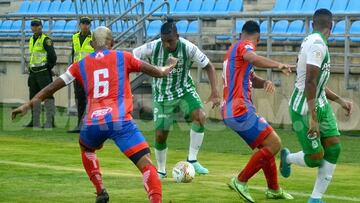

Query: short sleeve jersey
[[221, 40, 256, 119], [60, 50, 142, 125], [133, 37, 209, 102], [289, 32, 330, 115]]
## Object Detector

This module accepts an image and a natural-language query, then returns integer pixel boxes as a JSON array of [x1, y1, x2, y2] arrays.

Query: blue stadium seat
[[260, 21, 273, 40], [160, 0, 176, 13], [331, 0, 349, 12], [216, 19, 245, 41], [0, 20, 12, 37], [200, 0, 216, 12], [176, 20, 189, 34], [272, 0, 289, 12], [27, 1, 41, 13], [346, 0, 360, 12], [38, 0, 50, 13], [187, 21, 199, 34], [173, 0, 189, 13], [42, 21, 49, 33], [24, 20, 32, 37], [113, 0, 127, 14], [287, 20, 304, 41], [60, 0, 73, 14], [187, 0, 202, 13], [16, 1, 30, 13], [287, 0, 304, 12], [48, 0, 61, 13], [329, 20, 345, 41], [112, 21, 125, 34], [213, 0, 229, 14], [227, 0, 243, 12], [316, 0, 332, 10], [63, 20, 77, 38], [9, 20, 22, 37], [350, 21, 360, 42], [272, 20, 289, 41], [52, 20, 67, 38], [147, 20, 162, 37], [144, 0, 152, 13], [302, 0, 318, 13]]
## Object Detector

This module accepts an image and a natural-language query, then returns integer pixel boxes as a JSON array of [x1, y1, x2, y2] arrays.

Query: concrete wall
[[1, 60, 359, 130]]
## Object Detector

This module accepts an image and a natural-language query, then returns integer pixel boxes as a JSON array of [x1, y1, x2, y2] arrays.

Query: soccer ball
[[172, 161, 195, 183]]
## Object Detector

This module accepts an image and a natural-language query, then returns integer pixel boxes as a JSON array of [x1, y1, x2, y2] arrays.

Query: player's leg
[[79, 124, 109, 202], [224, 112, 275, 202], [180, 91, 208, 174], [280, 109, 324, 178], [309, 104, 341, 203], [260, 131, 293, 200], [111, 121, 161, 203], [153, 100, 175, 178]]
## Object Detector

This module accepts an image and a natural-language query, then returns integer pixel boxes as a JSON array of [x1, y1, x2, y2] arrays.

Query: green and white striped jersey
[[133, 37, 209, 102], [289, 32, 331, 115]]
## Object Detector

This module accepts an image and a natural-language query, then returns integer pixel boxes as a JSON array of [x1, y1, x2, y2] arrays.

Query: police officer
[[25, 18, 57, 128], [67, 16, 94, 133]]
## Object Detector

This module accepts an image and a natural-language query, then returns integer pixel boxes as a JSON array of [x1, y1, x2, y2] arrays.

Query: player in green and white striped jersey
[[133, 19, 221, 178], [280, 9, 352, 203]]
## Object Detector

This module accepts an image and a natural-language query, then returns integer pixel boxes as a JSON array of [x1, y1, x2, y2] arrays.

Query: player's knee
[[304, 153, 323, 168], [192, 109, 206, 126], [324, 143, 341, 164]]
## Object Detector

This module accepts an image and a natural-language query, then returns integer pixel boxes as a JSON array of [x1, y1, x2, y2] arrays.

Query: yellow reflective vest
[[29, 34, 47, 68], [72, 32, 94, 62]]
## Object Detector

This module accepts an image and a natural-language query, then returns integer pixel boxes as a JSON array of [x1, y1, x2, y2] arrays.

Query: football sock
[[238, 147, 273, 183], [81, 151, 104, 194], [142, 164, 162, 203], [311, 160, 336, 199], [188, 126, 204, 161], [286, 151, 306, 167], [262, 154, 279, 190], [154, 147, 167, 174]]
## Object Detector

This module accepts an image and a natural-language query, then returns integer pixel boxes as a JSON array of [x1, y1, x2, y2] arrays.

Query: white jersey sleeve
[[132, 39, 160, 60], [182, 38, 210, 68], [59, 70, 75, 85], [306, 43, 326, 68]]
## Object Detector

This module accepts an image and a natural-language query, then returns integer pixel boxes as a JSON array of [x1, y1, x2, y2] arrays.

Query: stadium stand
[[287, 20, 304, 41], [329, 20, 346, 41], [272, 20, 289, 41], [350, 21, 360, 42], [176, 20, 189, 34]]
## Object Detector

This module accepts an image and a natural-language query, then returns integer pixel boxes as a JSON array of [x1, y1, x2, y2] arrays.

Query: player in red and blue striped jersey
[[12, 26, 178, 203], [222, 21, 294, 203]]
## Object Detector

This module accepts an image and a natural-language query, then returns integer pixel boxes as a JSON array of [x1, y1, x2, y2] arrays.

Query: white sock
[[286, 151, 306, 167], [154, 148, 167, 174], [311, 160, 336, 199], [188, 129, 204, 161]]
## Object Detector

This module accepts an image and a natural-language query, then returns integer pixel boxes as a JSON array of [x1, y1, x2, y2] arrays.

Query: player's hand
[[340, 99, 352, 116], [308, 114, 319, 139], [205, 91, 221, 109], [264, 80, 275, 94], [11, 103, 31, 120], [278, 63, 294, 76], [161, 56, 179, 76]]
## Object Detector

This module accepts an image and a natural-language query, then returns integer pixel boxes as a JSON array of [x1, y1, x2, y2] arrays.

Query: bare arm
[[305, 64, 320, 135], [326, 87, 352, 116], [11, 78, 66, 120], [243, 52, 294, 75], [251, 72, 275, 93], [140, 57, 178, 78], [204, 62, 221, 108]]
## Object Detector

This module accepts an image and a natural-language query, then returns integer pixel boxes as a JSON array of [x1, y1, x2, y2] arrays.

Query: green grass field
[[1, 106, 360, 203]]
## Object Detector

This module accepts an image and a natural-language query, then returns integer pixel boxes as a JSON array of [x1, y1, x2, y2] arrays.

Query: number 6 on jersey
[[94, 68, 109, 98]]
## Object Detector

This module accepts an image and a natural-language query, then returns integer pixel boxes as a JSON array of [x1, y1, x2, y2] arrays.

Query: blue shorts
[[80, 120, 150, 163], [223, 111, 273, 149]]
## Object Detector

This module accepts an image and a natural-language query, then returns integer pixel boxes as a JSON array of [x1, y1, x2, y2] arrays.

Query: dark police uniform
[[26, 18, 57, 128]]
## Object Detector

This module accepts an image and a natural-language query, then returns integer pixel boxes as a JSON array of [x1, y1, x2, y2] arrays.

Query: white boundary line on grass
[[1, 160, 360, 202]]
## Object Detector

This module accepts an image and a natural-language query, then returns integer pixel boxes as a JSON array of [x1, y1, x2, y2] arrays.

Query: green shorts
[[289, 103, 340, 154], [153, 90, 204, 131]]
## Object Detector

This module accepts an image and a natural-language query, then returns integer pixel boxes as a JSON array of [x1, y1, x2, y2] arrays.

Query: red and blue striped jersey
[[221, 40, 256, 119], [62, 50, 142, 125]]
